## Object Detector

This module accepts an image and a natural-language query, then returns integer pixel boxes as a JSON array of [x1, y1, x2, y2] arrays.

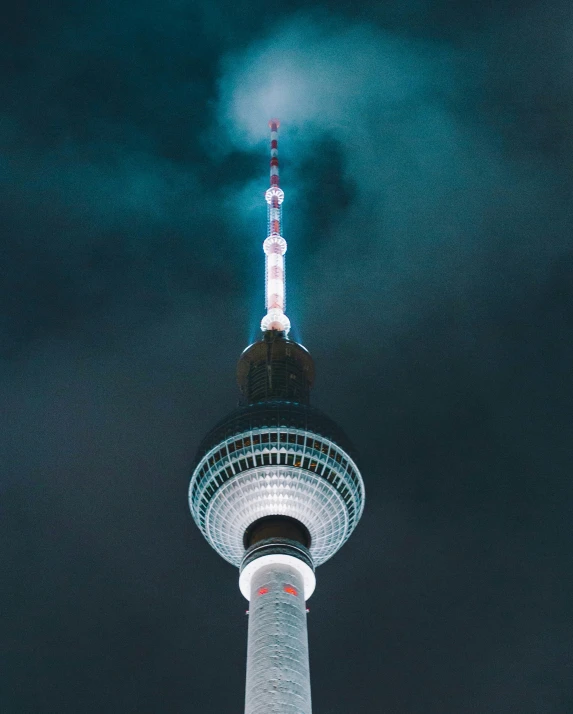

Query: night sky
[[2, 0, 572, 712]]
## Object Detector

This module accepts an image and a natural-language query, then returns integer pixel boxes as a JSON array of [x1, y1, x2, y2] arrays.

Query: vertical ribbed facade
[[245, 562, 312, 714]]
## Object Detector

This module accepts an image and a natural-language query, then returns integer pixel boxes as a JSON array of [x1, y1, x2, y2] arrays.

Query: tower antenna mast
[[261, 119, 290, 334]]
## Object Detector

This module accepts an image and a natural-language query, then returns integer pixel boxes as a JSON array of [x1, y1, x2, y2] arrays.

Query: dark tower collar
[[237, 330, 315, 405]]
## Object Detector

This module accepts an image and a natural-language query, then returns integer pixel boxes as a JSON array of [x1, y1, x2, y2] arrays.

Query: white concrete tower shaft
[[245, 560, 312, 714]]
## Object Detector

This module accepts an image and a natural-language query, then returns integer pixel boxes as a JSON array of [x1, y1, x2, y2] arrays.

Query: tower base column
[[244, 558, 312, 714]]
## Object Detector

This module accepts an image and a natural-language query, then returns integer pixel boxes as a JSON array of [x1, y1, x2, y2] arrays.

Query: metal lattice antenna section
[[261, 119, 290, 335]]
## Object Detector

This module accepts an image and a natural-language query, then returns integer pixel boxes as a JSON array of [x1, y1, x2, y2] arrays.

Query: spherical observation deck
[[189, 400, 365, 568]]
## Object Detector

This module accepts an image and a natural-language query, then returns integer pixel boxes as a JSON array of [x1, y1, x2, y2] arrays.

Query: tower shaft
[[245, 560, 312, 714]]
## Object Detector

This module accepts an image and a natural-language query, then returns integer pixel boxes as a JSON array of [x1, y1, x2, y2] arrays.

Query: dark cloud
[[2, 0, 572, 712]]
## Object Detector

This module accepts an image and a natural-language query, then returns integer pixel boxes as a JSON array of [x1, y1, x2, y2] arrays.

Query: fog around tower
[[215, 13, 569, 345], [1, 1, 572, 711]]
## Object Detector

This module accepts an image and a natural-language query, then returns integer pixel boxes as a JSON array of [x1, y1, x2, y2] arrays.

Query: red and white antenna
[[261, 119, 291, 335]]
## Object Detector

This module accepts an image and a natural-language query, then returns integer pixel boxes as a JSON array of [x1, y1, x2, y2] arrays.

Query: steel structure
[[189, 121, 365, 714]]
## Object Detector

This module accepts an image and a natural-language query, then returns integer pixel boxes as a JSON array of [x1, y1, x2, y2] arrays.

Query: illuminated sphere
[[265, 186, 284, 204], [189, 400, 364, 567], [261, 309, 291, 334]]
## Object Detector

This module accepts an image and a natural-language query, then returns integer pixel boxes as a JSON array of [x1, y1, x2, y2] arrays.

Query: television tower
[[189, 120, 365, 714]]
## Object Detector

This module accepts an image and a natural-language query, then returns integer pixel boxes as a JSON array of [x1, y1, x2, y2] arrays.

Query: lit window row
[[190, 428, 363, 527]]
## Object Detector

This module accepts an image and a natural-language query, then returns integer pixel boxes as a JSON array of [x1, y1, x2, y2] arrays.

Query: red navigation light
[[284, 585, 298, 596], [258, 587, 269, 596]]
